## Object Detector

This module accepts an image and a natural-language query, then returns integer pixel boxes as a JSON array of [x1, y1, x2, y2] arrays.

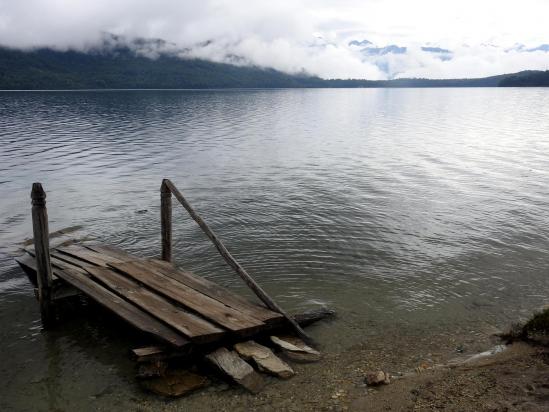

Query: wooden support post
[[31, 183, 54, 327], [163, 179, 314, 345], [160, 179, 172, 262]]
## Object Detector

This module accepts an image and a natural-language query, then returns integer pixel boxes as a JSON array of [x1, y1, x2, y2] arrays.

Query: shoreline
[[131, 313, 548, 411]]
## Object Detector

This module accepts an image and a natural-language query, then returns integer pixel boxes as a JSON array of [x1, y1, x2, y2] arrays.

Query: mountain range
[[0, 43, 548, 90]]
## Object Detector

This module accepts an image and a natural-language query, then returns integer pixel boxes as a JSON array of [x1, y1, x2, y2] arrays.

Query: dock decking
[[17, 241, 284, 348], [13, 179, 336, 395]]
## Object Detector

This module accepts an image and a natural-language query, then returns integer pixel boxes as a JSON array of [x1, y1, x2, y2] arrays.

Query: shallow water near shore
[[1, 88, 549, 410]]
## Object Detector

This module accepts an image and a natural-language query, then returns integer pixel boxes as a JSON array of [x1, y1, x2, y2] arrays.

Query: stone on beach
[[206, 347, 266, 393], [234, 340, 295, 379], [365, 371, 391, 386], [140, 369, 209, 397], [270, 335, 322, 362]]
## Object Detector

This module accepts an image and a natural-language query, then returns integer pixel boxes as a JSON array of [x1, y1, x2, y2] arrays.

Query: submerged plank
[[85, 266, 224, 343], [56, 244, 125, 267], [24, 234, 77, 254], [85, 244, 139, 262], [110, 261, 265, 332], [146, 259, 284, 325], [206, 347, 265, 393], [53, 267, 188, 347]]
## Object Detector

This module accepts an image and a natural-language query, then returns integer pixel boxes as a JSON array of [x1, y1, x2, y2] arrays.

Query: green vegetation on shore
[[0, 46, 548, 89]]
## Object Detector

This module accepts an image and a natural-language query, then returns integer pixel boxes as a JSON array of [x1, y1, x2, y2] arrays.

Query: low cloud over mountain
[[0, 0, 548, 80]]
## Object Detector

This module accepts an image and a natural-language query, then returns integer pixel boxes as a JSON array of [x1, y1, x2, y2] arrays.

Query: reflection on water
[[1, 88, 549, 409]]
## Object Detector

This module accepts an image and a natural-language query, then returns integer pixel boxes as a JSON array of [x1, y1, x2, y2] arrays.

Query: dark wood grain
[[31, 183, 54, 326], [147, 259, 283, 325], [85, 266, 224, 342], [110, 260, 266, 332], [54, 267, 189, 347], [160, 179, 173, 262]]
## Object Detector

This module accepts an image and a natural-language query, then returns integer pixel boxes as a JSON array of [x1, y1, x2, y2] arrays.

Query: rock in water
[[234, 341, 295, 379], [365, 371, 391, 386], [140, 369, 209, 397], [206, 347, 265, 393]]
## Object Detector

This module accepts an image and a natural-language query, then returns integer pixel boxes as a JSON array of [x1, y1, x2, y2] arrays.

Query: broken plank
[[132, 346, 191, 363], [85, 266, 224, 343], [50, 249, 95, 268], [22, 250, 64, 281], [56, 244, 124, 267], [24, 234, 77, 254], [234, 341, 294, 379], [206, 347, 265, 393], [28, 246, 91, 275], [146, 259, 284, 325], [53, 267, 189, 348], [15, 253, 38, 285], [110, 260, 265, 332]]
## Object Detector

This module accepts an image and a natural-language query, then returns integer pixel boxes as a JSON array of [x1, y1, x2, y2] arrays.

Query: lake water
[[1, 88, 549, 410]]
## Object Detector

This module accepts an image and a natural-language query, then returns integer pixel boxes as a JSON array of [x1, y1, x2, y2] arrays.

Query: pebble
[[365, 371, 391, 386]]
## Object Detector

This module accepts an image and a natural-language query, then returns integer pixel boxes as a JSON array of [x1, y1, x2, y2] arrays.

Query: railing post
[[160, 179, 172, 262], [31, 183, 54, 327]]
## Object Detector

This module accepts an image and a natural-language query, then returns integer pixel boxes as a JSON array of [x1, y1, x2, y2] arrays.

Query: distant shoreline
[[1, 46, 548, 90], [1, 86, 548, 92]]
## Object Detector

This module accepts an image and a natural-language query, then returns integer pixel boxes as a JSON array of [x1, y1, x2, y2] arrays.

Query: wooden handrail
[[161, 178, 313, 344]]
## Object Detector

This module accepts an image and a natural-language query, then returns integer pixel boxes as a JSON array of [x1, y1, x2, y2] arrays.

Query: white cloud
[[0, 0, 547, 79]]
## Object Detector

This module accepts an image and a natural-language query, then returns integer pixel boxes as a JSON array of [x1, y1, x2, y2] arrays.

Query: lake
[[1, 88, 548, 410]]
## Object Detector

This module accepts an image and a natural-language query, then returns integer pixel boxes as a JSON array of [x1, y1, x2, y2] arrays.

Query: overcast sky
[[0, 0, 548, 79]]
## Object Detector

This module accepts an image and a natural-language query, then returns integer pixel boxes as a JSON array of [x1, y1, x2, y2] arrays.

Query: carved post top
[[161, 179, 171, 195], [31, 182, 46, 206]]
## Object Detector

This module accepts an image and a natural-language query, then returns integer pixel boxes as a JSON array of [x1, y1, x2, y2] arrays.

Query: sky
[[0, 0, 548, 79]]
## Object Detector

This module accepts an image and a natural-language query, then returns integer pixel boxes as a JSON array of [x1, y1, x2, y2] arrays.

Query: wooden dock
[[15, 179, 333, 395], [17, 241, 285, 347], [15, 179, 322, 347]]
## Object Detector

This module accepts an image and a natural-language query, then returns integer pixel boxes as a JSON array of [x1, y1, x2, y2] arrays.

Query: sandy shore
[[133, 326, 548, 412]]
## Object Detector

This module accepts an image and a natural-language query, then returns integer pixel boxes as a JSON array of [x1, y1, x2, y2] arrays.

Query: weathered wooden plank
[[132, 346, 190, 363], [146, 259, 283, 325], [85, 266, 224, 343], [234, 341, 294, 379], [206, 347, 265, 393], [56, 244, 124, 267], [128, 307, 335, 362], [53, 267, 189, 347], [15, 253, 38, 285], [24, 234, 77, 254], [110, 261, 266, 333], [50, 251, 95, 271], [24, 248, 83, 278]]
